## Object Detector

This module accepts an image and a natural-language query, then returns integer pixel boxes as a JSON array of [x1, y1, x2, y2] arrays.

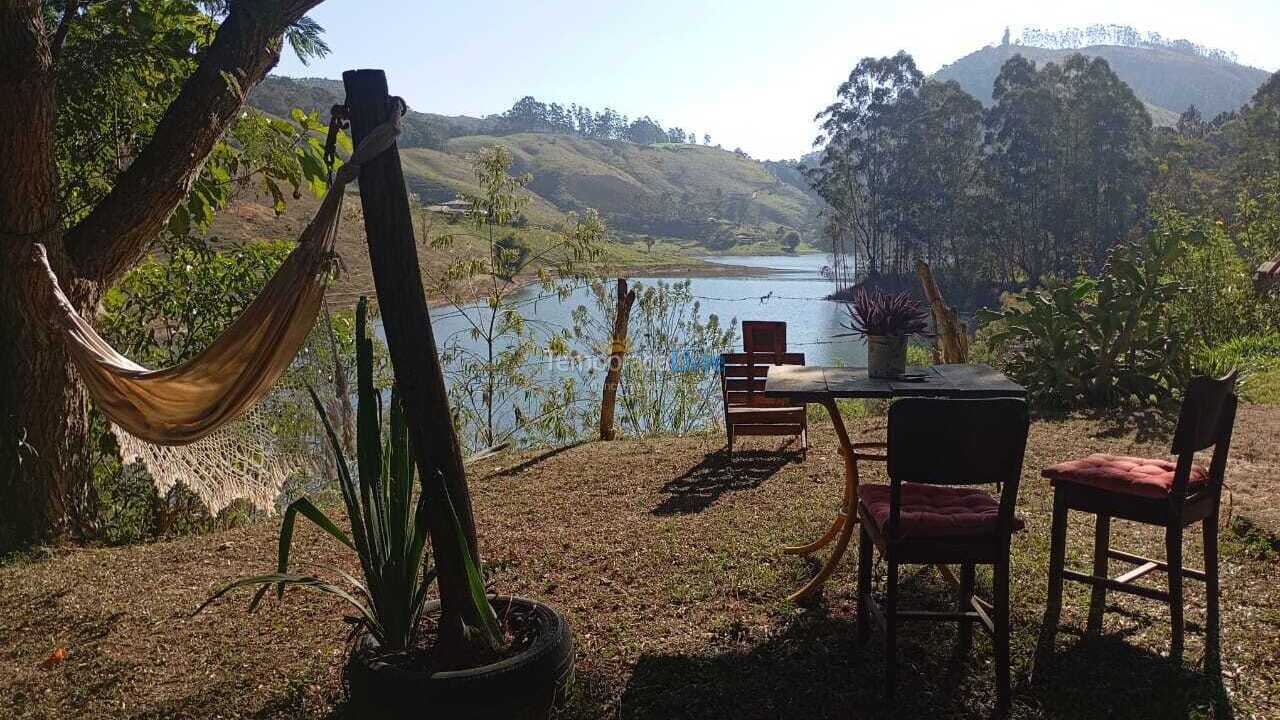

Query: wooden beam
[[1107, 549, 1207, 581], [1114, 561, 1159, 584], [343, 69, 488, 651], [1062, 569, 1171, 602]]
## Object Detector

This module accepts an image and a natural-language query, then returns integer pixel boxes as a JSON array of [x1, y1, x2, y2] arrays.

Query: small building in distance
[[424, 198, 472, 216]]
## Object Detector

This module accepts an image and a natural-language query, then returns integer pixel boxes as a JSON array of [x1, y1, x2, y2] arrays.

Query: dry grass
[[2, 408, 1279, 719]]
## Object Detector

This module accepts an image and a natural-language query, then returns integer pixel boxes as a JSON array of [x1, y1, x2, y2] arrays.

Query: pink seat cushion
[[858, 483, 1021, 540], [1042, 454, 1209, 499]]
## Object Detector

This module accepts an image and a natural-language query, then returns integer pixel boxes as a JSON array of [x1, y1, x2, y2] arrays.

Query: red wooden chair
[[1041, 374, 1238, 662], [857, 397, 1029, 711], [719, 321, 807, 454]]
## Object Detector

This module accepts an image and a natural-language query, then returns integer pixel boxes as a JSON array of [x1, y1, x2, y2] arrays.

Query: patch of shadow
[[618, 600, 984, 720], [1031, 628, 1230, 720], [621, 584, 1230, 720], [483, 441, 587, 479], [652, 448, 800, 516], [1088, 406, 1178, 445]]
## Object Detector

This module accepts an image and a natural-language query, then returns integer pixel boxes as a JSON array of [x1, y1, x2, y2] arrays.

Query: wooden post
[[599, 278, 636, 440], [343, 69, 489, 658], [915, 258, 968, 364]]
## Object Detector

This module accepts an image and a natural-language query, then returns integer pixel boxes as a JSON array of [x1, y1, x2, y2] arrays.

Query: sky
[[275, 0, 1280, 161]]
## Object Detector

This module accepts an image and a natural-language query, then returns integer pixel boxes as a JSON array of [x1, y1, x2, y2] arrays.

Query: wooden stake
[[915, 258, 968, 364], [599, 278, 636, 440], [343, 70, 488, 657]]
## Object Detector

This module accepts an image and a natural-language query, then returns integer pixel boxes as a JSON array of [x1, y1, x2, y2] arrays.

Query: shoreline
[[329, 253, 821, 309]]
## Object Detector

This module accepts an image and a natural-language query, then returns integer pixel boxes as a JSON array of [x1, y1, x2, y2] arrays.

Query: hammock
[[29, 115, 401, 511]]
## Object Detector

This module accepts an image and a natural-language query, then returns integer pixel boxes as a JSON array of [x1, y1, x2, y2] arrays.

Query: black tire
[[345, 596, 574, 720]]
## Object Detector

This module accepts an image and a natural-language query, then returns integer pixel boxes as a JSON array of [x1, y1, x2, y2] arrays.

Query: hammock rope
[[26, 104, 403, 512]]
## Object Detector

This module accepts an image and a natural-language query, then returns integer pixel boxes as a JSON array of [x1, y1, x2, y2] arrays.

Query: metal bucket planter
[[866, 334, 908, 378]]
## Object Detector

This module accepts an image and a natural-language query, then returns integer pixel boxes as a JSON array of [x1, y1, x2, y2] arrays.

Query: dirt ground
[[1, 407, 1277, 719]]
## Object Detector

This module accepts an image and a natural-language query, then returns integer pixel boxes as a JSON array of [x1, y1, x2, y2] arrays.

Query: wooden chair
[[720, 321, 807, 454], [1041, 374, 1238, 662], [857, 397, 1029, 710]]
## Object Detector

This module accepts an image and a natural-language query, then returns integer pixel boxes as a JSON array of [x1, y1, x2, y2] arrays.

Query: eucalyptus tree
[[1, 0, 332, 548], [807, 51, 925, 279], [984, 54, 1152, 283]]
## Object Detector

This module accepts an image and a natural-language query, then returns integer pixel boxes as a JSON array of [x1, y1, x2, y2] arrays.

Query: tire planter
[[345, 596, 574, 720]]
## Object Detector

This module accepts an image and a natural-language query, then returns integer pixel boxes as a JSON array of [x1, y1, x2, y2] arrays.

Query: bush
[[978, 223, 1192, 408], [1196, 333, 1280, 403], [1165, 214, 1278, 349]]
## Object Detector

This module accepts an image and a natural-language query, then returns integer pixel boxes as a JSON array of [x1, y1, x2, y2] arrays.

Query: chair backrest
[[742, 321, 787, 359], [887, 397, 1029, 536], [1170, 373, 1239, 491], [719, 351, 805, 408]]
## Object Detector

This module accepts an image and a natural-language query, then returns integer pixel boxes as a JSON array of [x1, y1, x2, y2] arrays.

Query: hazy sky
[[275, 0, 1280, 160]]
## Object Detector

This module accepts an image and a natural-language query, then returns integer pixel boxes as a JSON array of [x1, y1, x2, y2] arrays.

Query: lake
[[425, 253, 867, 367], [374, 254, 865, 446]]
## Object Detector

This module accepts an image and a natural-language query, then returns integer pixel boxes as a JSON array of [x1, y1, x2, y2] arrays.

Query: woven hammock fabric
[[32, 116, 401, 447]]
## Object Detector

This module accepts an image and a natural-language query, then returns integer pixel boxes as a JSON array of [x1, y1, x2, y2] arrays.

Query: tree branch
[[64, 0, 324, 292], [48, 0, 77, 67]]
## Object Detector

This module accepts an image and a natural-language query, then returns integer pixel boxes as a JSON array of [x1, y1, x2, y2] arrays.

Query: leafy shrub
[[978, 224, 1192, 408], [1196, 333, 1280, 403], [1164, 213, 1279, 350]]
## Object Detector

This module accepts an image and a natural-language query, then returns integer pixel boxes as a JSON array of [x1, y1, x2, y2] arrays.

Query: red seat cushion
[[858, 483, 1021, 540], [1041, 454, 1209, 499]]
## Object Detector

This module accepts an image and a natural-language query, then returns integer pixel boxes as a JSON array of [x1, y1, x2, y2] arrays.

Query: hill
[[247, 76, 822, 253], [935, 42, 1271, 123]]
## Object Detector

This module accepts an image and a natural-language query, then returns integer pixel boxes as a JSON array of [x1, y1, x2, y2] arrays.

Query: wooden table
[[765, 364, 1026, 601]]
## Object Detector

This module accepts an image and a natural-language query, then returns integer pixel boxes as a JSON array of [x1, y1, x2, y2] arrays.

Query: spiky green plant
[[197, 297, 498, 653]]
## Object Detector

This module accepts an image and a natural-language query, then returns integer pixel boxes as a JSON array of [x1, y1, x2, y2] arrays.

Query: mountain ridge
[[934, 42, 1271, 123], [248, 76, 823, 251]]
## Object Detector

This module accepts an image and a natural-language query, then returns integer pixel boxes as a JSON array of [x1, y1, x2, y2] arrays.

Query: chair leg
[[857, 524, 873, 644], [1204, 510, 1221, 670], [958, 562, 975, 648], [1044, 490, 1069, 634], [995, 554, 1012, 715], [1088, 514, 1110, 634], [885, 558, 898, 701], [1166, 523, 1185, 662], [726, 428, 734, 455]]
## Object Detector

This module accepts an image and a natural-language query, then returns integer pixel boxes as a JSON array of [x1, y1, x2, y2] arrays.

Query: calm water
[[373, 254, 864, 444], [424, 254, 867, 366]]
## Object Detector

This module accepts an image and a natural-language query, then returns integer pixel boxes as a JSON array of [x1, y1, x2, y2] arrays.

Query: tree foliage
[[807, 51, 1152, 295], [425, 146, 605, 451]]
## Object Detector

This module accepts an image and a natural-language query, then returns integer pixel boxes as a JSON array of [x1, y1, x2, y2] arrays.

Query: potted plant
[[843, 288, 930, 378], [198, 298, 573, 719]]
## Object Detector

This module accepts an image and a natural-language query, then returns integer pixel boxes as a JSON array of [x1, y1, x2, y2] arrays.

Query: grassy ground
[[2, 408, 1278, 719]]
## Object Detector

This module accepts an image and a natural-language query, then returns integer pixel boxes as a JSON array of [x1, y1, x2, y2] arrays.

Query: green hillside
[[248, 76, 822, 253], [935, 42, 1270, 122]]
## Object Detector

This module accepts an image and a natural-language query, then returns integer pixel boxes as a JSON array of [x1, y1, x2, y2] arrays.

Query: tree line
[[497, 95, 709, 146], [805, 50, 1280, 299], [1016, 24, 1239, 64]]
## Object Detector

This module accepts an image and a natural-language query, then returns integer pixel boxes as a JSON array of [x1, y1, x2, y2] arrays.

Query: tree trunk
[[915, 258, 968, 364], [599, 278, 635, 440], [343, 69, 493, 666], [1, 0, 325, 549], [0, 4, 93, 549]]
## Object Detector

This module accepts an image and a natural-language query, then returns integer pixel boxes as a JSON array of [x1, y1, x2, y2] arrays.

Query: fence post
[[599, 278, 636, 440]]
